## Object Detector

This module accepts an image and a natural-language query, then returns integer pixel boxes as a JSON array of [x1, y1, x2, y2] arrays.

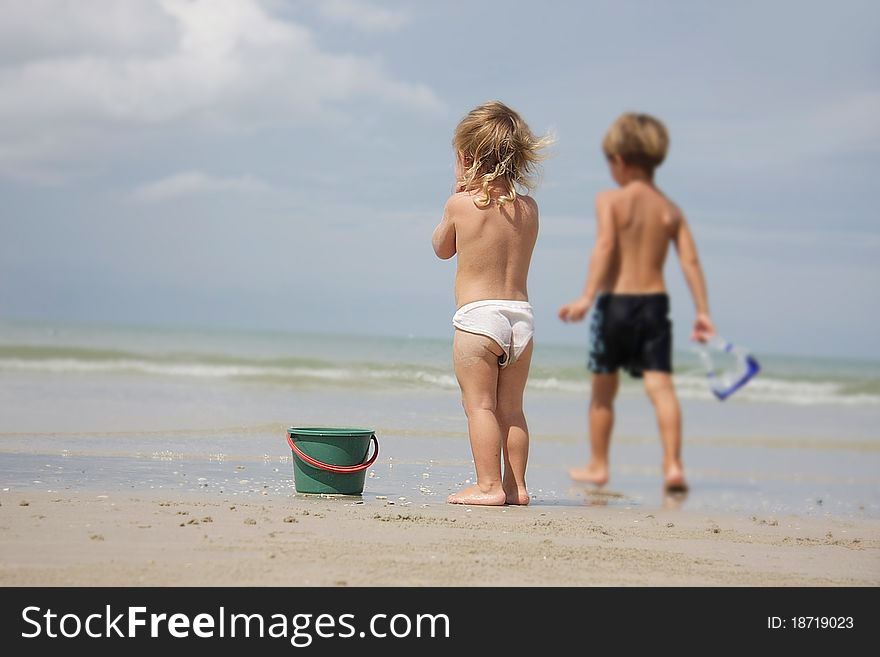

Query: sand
[[1, 490, 878, 586]]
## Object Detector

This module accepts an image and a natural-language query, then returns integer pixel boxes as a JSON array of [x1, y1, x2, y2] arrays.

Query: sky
[[1, 0, 878, 359]]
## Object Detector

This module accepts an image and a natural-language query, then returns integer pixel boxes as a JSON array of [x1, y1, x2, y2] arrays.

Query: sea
[[1, 318, 878, 518]]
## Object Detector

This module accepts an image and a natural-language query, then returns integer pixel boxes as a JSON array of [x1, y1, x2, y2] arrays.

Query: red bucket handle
[[287, 432, 379, 474]]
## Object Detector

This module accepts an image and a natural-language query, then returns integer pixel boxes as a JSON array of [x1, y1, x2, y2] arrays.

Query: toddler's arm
[[558, 191, 616, 322], [673, 212, 715, 342], [432, 198, 457, 260]]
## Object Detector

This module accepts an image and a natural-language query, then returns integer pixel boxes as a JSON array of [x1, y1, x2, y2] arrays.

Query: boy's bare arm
[[673, 213, 715, 341], [558, 191, 616, 322], [432, 200, 457, 260], [585, 192, 618, 300]]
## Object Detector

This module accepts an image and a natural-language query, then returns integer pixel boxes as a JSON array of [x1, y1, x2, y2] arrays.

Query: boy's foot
[[663, 465, 688, 493], [447, 485, 506, 506], [569, 463, 609, 487], [503, 483, 530, 506]]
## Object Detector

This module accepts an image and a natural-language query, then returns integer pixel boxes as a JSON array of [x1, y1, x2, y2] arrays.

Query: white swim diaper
[[452, 299, 534, 368]]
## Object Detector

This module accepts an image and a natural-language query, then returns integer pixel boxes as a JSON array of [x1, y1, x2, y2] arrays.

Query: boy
[[432, 100, 551, 506], [558, 112, 715, 493]]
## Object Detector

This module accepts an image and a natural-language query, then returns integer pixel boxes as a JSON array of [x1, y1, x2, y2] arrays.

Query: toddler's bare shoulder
[[518, 194, 539, 211], [443, 192, 471, 214]]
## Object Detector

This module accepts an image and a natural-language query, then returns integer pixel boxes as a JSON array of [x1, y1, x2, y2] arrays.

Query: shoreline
[[2, 489, 878, 586], [2, 425, 878, 520]]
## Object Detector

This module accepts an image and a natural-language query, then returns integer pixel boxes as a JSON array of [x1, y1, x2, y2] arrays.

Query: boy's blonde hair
[[453, 100, 552, 207], [602, 112, 669, 174]]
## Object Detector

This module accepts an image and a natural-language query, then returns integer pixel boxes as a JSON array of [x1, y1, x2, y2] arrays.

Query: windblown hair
[[453, 100, 553, 207], [601, 112, 669, 174]]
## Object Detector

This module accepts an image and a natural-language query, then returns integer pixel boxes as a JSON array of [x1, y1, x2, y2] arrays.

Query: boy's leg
[[642, 371, 688, 492], [570, 372, 618, 486], [449, 329, 507, 505], [496, 339, 533, 505]]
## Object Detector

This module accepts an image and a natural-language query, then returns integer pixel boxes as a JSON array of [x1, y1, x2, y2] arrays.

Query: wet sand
[[1, 490, 878, 586]]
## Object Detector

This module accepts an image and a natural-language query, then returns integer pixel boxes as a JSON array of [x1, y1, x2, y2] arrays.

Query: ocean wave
[[670, 373, 880, 406], [1, 349, 878, 406], [0, 356, 462, 390]]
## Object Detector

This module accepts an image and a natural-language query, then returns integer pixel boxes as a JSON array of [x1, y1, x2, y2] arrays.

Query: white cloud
[[0, 0, 443, 179], [0, 0, 176, 60], [129, 170, 271, 202], [316, 0, 410, 32]]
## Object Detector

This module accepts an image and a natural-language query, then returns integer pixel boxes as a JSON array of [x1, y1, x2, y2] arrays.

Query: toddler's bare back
[[449, 191, 539, 307]]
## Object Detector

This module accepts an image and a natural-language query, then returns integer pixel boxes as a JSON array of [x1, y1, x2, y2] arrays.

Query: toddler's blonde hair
[[602, 112, 669, 174], [453, 100, 552, 207]]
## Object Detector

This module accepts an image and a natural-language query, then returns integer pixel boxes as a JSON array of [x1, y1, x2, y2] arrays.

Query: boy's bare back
[[558, 111, 713, 495], [558, 111, 710, 339], [435, 190, 539, 308], [601, 180, 681, 296]]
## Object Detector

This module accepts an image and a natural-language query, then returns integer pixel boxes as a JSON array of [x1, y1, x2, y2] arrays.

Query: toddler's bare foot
[[664, 464, 688, 493], [503, 482, 530, 506], [569, 463, 608, 487], [447, 484, 506, 506]]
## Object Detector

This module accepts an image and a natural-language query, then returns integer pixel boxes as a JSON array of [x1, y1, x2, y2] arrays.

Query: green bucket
[[286, 426, 379, 495]]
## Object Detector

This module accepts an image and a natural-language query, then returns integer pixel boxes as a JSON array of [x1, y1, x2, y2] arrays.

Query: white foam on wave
[[672, 373, 880, 406], [527, 377, 589, 393], [0, 357, 339, 380], [2, 357, 877, 406], [0, 357, 461, 389], [528, 372, 880, 406]]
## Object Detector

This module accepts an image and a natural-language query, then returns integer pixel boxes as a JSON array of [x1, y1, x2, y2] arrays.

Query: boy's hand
[[691, 313, 715, 343], [558, 297, 592, 322]]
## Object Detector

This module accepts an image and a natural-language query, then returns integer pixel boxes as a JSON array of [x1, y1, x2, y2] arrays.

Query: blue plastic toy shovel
[[694, 336, 761, 401]]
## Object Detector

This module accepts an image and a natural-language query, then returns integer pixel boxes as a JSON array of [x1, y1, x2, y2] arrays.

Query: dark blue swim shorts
[[588, 293, 672, 378]]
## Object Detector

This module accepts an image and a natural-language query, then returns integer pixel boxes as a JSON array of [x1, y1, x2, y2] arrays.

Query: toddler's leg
[[449, 330, 506, 505], [497, 339, 533, 505], [642, 371, 688, 492], [569, 372, 618, 486]]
